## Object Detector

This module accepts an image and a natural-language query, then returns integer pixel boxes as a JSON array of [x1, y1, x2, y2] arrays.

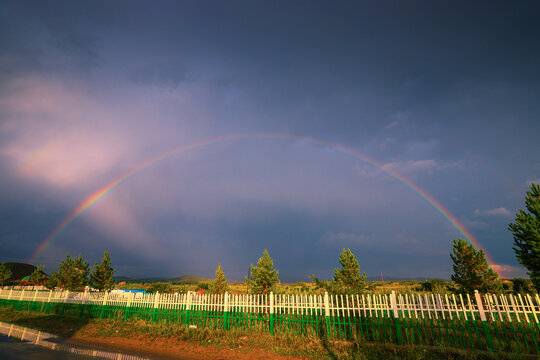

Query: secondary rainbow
[[29, 133, 495, 269]]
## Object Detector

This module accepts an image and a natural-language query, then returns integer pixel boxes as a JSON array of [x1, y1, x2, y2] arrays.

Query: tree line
[[0, 252, 116, 291]]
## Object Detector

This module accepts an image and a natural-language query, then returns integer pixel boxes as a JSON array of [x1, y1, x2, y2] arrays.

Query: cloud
[[317, 230, 376, 247], [461, 219, 488, 229], [490, 264, 527, 279], [377, 137, 398, 150], [129, 62, 187, 88], [384, 121, 399, 130], [0, 77, 133, 188], [381, 159, 463, 175], [473, 207, 513, 217]]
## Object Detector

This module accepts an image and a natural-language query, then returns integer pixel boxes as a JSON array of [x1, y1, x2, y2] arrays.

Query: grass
[[0, 306, 532, 360]]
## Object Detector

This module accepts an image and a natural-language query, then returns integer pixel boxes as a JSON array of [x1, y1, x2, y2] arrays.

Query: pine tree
[[44, 270, 58, 290], [57, 254, 89, 291], [27, 265, 48, 285], [333, 248, 367, 293], [508, 183, 540, 291], [0, 263, 12, 286], [450, 238, 502, 293], [245, 249, 279, 295], [90, 252, 115, 291], [209, 263, 228, 294], [311, 248, 367, 294]]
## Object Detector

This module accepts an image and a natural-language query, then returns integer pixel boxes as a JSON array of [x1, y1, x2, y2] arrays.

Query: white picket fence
[[1, 288, 539, 323]]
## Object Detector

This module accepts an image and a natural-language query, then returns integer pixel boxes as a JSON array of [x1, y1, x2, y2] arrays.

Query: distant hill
[[114, 274, 210, 284], [3, 263, 37, 281], [114, 276, 168, 283]]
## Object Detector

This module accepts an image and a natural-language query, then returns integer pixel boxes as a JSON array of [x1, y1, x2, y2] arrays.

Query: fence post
[[8, 288, 13, 300], [124, 292, 133, 321], [45, 290, 52, 313], [269, 292, 275, 334], [474, 290, 493, 351], [79, 289, 88, 318], [185, 291, 192, 326], [100, 291, 109, 319], [60, 290, 69, 315], [32, 289, 38, 311], [324, 292, 331, 339], [16, 289, 24, 311], [17, 288, 24, 309], [391, 291, 403, 345], [223, 292, 229, 330], [152, 292, 160, 323]]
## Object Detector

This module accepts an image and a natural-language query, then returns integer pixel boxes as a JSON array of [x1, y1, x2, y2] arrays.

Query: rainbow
[[29, 133, 495, 270]]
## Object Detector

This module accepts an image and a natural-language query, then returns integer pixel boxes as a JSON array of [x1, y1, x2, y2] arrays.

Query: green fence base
[[325, 316, 331, 340], [394, 316, 402, 345], [482, 321, 494, 351], [223, 311, 229, 330]]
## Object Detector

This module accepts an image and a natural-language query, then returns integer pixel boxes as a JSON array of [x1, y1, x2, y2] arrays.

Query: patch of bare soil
[[67, 333, 309, 360]]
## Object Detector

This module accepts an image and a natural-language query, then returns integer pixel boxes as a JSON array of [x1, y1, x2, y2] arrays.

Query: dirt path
[[67, 333, 310, 360]]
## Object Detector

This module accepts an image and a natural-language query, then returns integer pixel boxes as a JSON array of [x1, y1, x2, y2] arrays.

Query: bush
[[147, 282, 173, 293], [196, 282, 209, 291], [420, 279, 448, 293], [511, 278, 534, 293]]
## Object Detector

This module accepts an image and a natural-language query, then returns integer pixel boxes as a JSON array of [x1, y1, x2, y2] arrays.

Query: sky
[[1, 0, 539, 281]]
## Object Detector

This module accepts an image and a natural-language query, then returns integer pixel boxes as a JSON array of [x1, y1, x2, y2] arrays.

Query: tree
[[57, 254, 89, 291], [209, 263, 228, 294], [245, 249, 279, 295], [511, 278, 534, 294], [27, 265, 48, 286], [90, 251, 115, 291], [0, 263, 12, 286], [450, 238, 502, 293], [44, 270, 58, 290], [311, 248, 367, 294], [508, 183, 540, 291]]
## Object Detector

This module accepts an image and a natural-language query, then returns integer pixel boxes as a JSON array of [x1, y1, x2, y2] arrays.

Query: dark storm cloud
[[1, 0, 538, 279]]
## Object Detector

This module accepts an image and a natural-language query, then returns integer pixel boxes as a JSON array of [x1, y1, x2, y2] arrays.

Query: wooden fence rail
[[0, 288, 538, 354]]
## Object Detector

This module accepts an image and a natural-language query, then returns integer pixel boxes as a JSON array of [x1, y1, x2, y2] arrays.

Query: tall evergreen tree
[[450, 238, 502, 293], [311, 248, 367, 294], [27, 265, 48, 285], [44, 270, 58, 290], [90, 252, 115, 291], [209, 263, 228, 294], [0, 263, 12, 286], [245, 249, 279, 295], [57, 254, 89, 291], [508, 183, 540, 291]]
